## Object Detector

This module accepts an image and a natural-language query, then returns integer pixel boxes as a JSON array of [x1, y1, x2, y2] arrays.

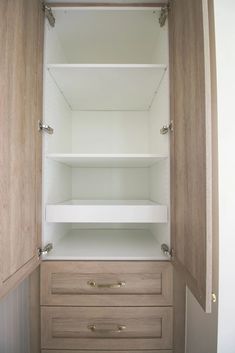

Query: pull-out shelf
[[46, 200, 167, 223]]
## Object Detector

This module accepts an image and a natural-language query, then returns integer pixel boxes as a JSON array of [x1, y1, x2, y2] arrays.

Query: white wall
[[214, 1, 235, 352], [186, 287, 218, 353]]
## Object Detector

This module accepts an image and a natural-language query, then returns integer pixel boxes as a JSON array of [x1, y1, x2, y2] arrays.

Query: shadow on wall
[[0, 278, 30, 353]]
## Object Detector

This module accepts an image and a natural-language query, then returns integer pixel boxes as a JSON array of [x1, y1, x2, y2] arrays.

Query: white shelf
[[43, 229, 169, 261], [47, 64, 167, 110], [46, 199, 167, 223], [46, 153, 168, 168]]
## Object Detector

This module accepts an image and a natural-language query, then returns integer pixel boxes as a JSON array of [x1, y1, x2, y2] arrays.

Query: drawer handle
[[87, 280, 126, 289], [88, 324, 126, 333]]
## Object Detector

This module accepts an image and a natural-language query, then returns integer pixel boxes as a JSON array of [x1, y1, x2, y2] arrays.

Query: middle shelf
[[47, 64, 167, 111], [46, 199, 168, 223], [46, 154, 168, 168]]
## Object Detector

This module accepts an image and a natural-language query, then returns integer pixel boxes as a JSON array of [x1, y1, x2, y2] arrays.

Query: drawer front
[[41, 306, 173, 350], [41, 261, 173, 306]]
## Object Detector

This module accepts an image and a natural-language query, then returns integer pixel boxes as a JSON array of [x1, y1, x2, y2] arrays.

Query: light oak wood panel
[[169, 0, 215, 312], [41, 306, 173, 350], [0, 0, 43, 297], [41, 261, 173, 306]]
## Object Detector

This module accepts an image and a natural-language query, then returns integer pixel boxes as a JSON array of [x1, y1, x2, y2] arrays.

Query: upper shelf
[[47, 64, 167, 110], [46, 153, 168, 168]]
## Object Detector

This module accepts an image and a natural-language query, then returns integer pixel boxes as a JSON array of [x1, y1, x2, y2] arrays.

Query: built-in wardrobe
[[0, 1, 217, 352]]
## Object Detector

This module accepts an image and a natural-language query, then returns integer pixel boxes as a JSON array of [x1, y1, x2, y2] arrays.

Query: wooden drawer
[[41, 306, 173, 350], [41, 261, 173, 306]]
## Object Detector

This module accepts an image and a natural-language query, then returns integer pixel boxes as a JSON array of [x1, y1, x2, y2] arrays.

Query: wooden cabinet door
[[0, 0, 43, 297], [169, 0, 216, 312]]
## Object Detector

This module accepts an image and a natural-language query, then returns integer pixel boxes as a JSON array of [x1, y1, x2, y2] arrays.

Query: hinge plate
[[42, 2, 55, 27], [160, 121, 173, 135], [38, 121, 54, 135], [38, 243, 53, 258], [161, 243, 174, 259], [159, 2, 170, 27]]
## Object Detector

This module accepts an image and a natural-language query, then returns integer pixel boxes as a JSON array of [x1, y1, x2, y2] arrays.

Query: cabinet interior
[[42, 7, 170, 260]]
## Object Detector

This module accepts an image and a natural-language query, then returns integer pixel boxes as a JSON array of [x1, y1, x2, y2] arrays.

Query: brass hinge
[[212, 293, 217, 303], [159, 1, 171, 27], [42, 2, 55, 27], [161, 243, 174, 260], [38, 243, 53, 258], [160, 121, 174, 135]]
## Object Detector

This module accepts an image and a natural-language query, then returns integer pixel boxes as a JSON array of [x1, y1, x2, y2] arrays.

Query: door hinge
[[42, 2, 55, 27], [212, 293, 217, 303], [159, 1, 171, 27], [38, 121, 54, 135], [161, 243, 174, 259], [38, 243, 53, 258], [160, 121, 173, 135]]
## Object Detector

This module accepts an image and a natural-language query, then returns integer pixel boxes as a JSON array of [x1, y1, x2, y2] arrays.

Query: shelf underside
[[46, 199, 167, 223], [44, 229, 169, 261], [46, 154, 168, 168], [47, 64, 167, 110]]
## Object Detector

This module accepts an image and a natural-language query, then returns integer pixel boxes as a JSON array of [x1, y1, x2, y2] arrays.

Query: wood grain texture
[[0, 0, 43, 297], [41, 306, 173, 350], [169, 0, 214, 312], [41, 261, 173, 306]]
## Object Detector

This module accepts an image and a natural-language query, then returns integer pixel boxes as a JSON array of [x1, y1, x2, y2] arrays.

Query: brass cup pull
[[88, 324, 126, 333], [87, 280, 126, 289]]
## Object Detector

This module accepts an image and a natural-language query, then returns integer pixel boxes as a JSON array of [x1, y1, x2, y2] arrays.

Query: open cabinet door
[[169, 0, 215, 312], [0, 0, 43, 298]]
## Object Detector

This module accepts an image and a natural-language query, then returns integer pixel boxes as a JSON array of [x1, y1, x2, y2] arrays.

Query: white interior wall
[[43, 8, 170, 246], [149, 71, 170, 245], [43, 160, 72, 245], [43, 29, 73, 245], [152, 17, 169, 64], [45, 22, 68, 64], [45, 73, 72, 153], [149, 71, 169, 155], [72, 111, 150, 153], [72, 167, 150, 199], [51, 9, 163, 64]]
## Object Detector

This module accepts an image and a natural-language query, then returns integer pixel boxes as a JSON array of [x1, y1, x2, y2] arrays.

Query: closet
[[0, 0, 217, 352], [43, 7, 170, 260]]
